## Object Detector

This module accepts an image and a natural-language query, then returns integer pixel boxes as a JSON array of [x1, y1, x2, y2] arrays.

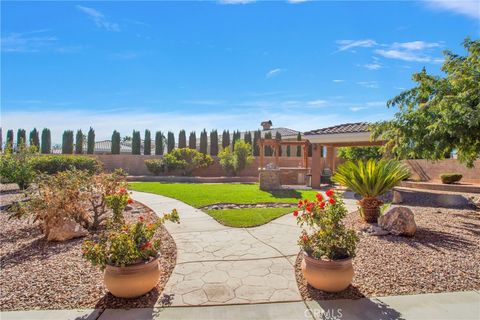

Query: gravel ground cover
[[296, 197, 480, 300], [0, 201, 177, 311]]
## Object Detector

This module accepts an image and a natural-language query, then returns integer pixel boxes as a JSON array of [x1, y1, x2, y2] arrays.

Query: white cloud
[[1, 30, 57, 53], [76, 5, 120, 32], [350, 107, 368, 112], [307, 100, 327, 106], [265, 68, 284, 78], [332, 79, 345, 83], [375, 49, 432, 62], [357, 81, 379, 89], [375, 40, 443, 63], [336, 39, 377, 52], [424, 0, 480, 19], [218, 0, 256, 4], [363, 63, 383, 70], [391, 41, 441, 51], [287, 0, 310, 3]]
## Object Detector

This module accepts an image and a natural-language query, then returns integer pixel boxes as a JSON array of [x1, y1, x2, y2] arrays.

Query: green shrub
[[111, 130, 120, 154], [0, 145, 37, 189], [87, 127, 95, 154], [188, 131, 196, 149], [164, 148, 213, 175], [75, 129, 84, 154], [200, 129, 208, 154], [440, 173, 463, 184], [31, 155, 102, 175], [41, 128, 51, 154], [210, 130, 219, 156], [144, 130, 151, 155], [337, 146, 382, 161], [219, 140, 254, 176], [145, 159, 164, 175], [29, 128, 40, 148], [155, 131, 164, 155], [62, 130, 74, 154], [167, 131, 175, 153]]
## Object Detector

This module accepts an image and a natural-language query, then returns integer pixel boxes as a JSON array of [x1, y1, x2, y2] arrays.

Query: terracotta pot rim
[[302, 252, 353, 267], [106, 256, 159, 274]]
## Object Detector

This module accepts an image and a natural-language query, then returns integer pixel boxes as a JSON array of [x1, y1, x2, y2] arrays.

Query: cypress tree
[[264, 132, 272, 156], [17, 129, 26, 147], [0, 128, 2, 152], [232, 130, 240, 149], [155, 131, 164, 155], [144, 129, 151, 155], [296, 132, 302, 157], [75, 129, 84, 154], [275, 132, 282, 156], [111, 130, 121, 154], [253, 130, 261, 156], [6, 129, 14, 151], [244, 131, 252, 146], [188, 131, 196, 149], [87, 127, 95, 154], [210, 129, 219, 156], [200, 129, 208, 154], [222, 130, 230, 149], [167, 131, 175, 153], [29, 128, 40, 148], [178, 130, 186, 148], [132, 130, 141, 155], [41, 128, 51, 154], [62, 130, 74, 154]]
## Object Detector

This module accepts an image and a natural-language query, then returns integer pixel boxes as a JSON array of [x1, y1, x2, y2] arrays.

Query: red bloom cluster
[[140, 241, 152, 250], [128, 198, 134, 204], [293, 189, 337, 218], [119, 188, 127, 194], [139, 215, 145, 222]]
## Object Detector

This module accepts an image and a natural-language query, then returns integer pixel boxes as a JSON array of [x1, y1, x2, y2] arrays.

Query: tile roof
[[304, 122, 370, 135]]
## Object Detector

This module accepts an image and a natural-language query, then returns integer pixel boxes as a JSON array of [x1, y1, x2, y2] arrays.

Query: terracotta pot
[[104, 257, 160, 298], [361, 207, 381, 223], [301, 253, 354, 292]]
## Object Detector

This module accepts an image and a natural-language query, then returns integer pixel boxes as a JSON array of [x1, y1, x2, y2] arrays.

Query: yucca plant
[[332, 159, 410, 223]]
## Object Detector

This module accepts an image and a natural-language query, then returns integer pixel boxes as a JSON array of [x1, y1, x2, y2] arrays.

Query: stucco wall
[[402, 159, 480, 183]]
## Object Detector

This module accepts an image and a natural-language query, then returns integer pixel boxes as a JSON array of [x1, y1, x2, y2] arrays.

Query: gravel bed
[[0, 201, 177, 311], [295, 204, 480, 300]]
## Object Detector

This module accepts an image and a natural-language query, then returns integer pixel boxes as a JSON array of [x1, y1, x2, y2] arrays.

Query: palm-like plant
[[332, 159, 410, 222]]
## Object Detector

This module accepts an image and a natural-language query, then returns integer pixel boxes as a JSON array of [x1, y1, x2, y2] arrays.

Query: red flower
[[298, 200, 303, 208], [139, 215, 145, 222], [302, 235, 309, 242], [303, 199, 308, 204], [119, 188, 127, 194], [326, 189, 335, 197], [329, 198, 336, 204], [319, 201, 326, 208], [306, 202, 314, 212], [127, 198, 134, 204], [293, 210, 299, 217], [316, 193, 323, 201]]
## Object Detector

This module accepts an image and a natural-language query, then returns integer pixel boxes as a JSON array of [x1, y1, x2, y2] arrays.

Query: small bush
[[219, 140, 254, 176], [0, 145, 37, 189], [31, 155, 102, 175], [440, 173, 463, 184], [165, 148, 213, 175], [145, 159, 164, 175]]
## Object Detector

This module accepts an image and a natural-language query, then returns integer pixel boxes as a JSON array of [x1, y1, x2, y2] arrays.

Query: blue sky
[[1, 0, 479, 142]]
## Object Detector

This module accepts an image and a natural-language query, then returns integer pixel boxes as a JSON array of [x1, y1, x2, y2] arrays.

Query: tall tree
[[200, 129, 208, 154], [0, 128, 2, 152], [222, 130, 230, 149], [155, 131, 164, 155], [244, 131, 252, 146], [253, 130, 261, 156], [296, 132, 302, 157], [188, 131, 196, 149], [62, 130, 74, 154], [232, 130, 240, 149], [132, 130, 141, 155], [111, 130, 121, 154], [167, 131, 175, 153], [178, 130, 187, 148], [29, 128, 39, 149], [87, 127, 95, 154], [144, 129, 151, 155], [373, 39, 480, 168], [264, 132, 273, 156], [41, 128, 51, 154], [17, 129, 26, 147], [210, 129, 219, 156], [275, 131, 282, 156], [6, 129, 14, 150], [75, 129, 84, 154]]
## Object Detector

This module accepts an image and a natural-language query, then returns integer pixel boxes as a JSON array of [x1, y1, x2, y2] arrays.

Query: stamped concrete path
[[131, 191, 358, 307]]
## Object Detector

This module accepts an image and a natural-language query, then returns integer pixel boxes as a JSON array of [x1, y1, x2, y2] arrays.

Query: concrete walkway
[[3, 291, 479, 320], [131, 190, 358, 307]]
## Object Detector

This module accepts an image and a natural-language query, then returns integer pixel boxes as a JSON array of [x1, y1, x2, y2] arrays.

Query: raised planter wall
[[402, 159, 480, 183]]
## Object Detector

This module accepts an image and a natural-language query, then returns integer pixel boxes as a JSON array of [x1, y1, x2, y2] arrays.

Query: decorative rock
[[392, 190, 403, 204], [124, 205, 133, 211], [360, 224, 390, 236], [379, 206, 417, 236], [47, 218, 88, 241]]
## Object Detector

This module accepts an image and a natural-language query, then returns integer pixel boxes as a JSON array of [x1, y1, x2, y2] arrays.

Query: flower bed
[[0, 201, 177, 311]]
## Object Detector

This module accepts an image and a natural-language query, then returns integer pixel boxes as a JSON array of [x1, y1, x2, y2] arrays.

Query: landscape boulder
[[47, 218, 88, 241], [379, 206, 417, 237]]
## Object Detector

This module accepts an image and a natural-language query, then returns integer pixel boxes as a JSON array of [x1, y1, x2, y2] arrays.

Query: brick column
[[311, 144, 322, 188]]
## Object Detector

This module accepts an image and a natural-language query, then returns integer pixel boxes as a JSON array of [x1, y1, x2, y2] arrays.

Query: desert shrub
[[41, 128, 51, 154], [30, 155, 102, 175], [219, 140, 254, 176], [164, 148, 213, 175], [440, 173, 463, 184], [145, 159, 164, 175], [87, 127, 95, 154], [337, 146, 382, 161], [0, 144, 37, 189]]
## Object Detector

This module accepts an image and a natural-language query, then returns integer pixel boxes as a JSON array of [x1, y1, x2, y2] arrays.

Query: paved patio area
[[131, 190, 357, 307]]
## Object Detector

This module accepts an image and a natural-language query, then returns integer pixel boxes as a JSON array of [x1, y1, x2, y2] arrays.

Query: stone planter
[[104, 257, 160, 298], [361, 207, 381, 223], [301, 253, 354, 292]]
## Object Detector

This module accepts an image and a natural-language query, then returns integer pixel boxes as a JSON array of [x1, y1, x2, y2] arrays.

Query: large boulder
[[47, 218, 88, 241], [379, 206, 417, 237]]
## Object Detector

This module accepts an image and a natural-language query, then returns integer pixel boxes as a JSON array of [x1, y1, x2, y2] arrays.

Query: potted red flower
[[82, 210, 180, 298], [294, 189, 358, 292]]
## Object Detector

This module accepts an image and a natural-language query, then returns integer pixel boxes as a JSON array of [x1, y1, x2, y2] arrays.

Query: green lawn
[[128, 182, 318, 227], [129, 182, 318, 207], [206, 208, 292, 228]]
